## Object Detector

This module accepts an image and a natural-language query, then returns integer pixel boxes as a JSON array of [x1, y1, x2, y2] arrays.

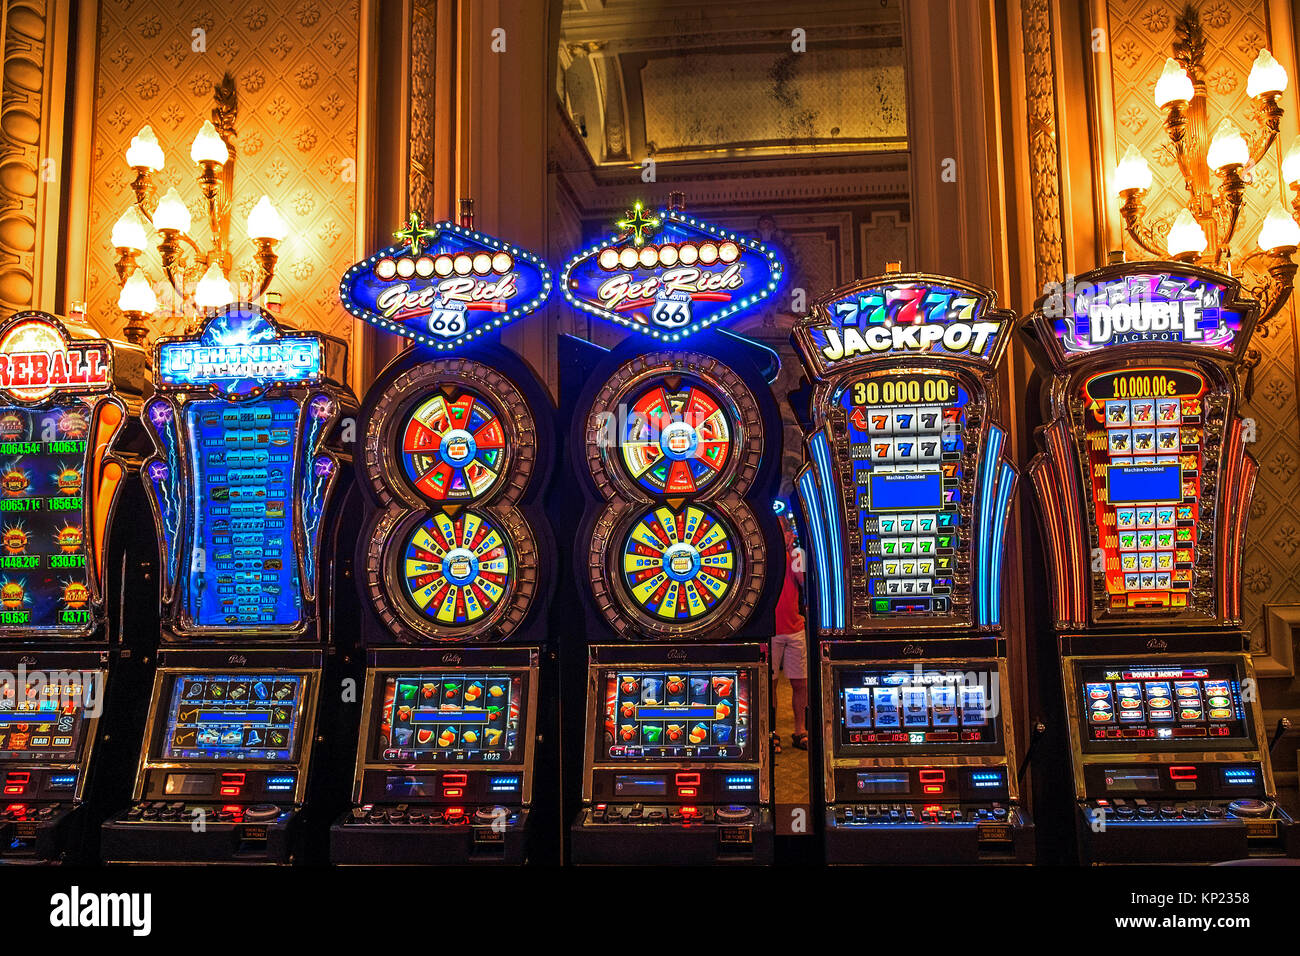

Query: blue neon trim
[[810, 432, 846, 629], [796, 468, 833, 631], [976, 426, 1004, 627], [989, 461, 1016, 628]]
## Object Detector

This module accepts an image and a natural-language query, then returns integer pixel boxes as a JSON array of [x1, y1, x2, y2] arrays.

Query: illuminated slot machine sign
[[1022, 262, 1257, 628], [0, 311, 133, 637], [561, 202, 783, 639], [339, 216, 553, 643], [141, 304, 346, 637], [792, 275, 1019, 633]]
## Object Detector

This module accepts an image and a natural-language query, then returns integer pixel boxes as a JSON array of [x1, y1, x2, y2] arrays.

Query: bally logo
[[441, 652, 462, 664], [49, 886, 151, 936]]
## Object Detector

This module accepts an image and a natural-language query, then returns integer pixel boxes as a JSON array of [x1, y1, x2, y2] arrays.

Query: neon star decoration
[[616, 201, 661, 246], [394, 213, 441, 256], [560, 205, 784, 341], [340, 219, 552, 350]]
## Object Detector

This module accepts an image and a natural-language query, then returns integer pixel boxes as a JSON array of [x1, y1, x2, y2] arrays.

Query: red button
[[675, 772, 700, 786], [1169, 766, 1198, 781], [678, 787, 697, 797], [918, 769, 946, 784], [443, 773, 468, 786], [443, 788, 463, 798]]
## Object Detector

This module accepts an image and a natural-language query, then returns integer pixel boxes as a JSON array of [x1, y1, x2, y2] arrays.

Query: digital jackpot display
[[841, 373, 968, 615], [1024, 262, 1257, 628], [156, 672, 305, 761], [0, 312, 129, 638], [1076, 660, 1250, 750], [834, 667, 998, 749], [600, 669, 750, 760], [143, 305, 344, 636], [371, 672, 525, 763], [1081, 368, 1206, 610], [793, 275, 1018, 633]]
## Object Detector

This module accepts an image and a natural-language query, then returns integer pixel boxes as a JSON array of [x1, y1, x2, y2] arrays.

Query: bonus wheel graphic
[[619, 376, 735, 496], [619, 503, 738, 622], [399, 510, 513, 627], [399, 388, 508, 503]]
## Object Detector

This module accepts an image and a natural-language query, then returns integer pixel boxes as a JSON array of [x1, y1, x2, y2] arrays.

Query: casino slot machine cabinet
[[558, 199, 785, 865], [99, 303, 356, 864], [1023, 259, 1295, 863], [0, 310, 149, 863], [328, 211, 555, 865], [791, 271, 1033, 864]]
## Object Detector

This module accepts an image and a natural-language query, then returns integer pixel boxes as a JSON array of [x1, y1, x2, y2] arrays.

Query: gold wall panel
[[86, 0, 361, 343], [1106, 0, 1300, 672]]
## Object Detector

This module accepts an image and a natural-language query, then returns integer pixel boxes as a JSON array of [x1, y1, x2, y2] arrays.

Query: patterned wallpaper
[[0, 0, 49, 313], [1107, 0, 1300, 666], [86, 0, 361, 343]]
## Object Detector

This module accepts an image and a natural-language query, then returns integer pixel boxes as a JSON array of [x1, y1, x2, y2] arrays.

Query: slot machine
[[792, 270, 1033, 863], [100, 303, 355, 864], [0, 310, 149, 863], [1023, 259, 1295, 863], [328, 211, 555, 865], [559, 199, 785, 864]]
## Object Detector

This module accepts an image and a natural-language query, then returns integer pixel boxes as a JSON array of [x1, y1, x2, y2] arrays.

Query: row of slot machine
[[0, 198, 1292, 866]]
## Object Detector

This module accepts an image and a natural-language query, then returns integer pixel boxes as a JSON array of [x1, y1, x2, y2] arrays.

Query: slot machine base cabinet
[[1065, 651, 1297, 864], [572, 644, 773, 866], [331, 807, 530, 865], [1074, 800, 1295, 865], [329, 648, 540, 865], [99, 650, 323, 865], [572, 805, 774, 865], [0, 804, 87, 864], [825, 804, 1034, 864], [820, 646, 1034, 864]]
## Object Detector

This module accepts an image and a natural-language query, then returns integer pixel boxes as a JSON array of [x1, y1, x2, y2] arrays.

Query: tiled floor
[[772, 671, 810, 806]]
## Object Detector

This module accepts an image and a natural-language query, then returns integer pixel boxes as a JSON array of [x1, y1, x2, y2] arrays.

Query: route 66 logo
[[651, 292, 692, 329], [427, 300, 468, 339]]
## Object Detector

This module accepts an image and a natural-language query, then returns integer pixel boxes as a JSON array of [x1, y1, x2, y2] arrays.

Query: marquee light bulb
[[1166, 209, 1207, 259], [1114, 144, 1152, 193], [1154, 58, 1194, 108]]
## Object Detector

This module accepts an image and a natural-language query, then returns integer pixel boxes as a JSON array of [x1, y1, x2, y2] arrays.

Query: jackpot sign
[[797, 280, 1012, 376], [157, 304, 322, 399], [560, 207, 783, 340], [1045, 270, 1247, 354], [0, 312, 111, 404], [339, 216, 552, 350]]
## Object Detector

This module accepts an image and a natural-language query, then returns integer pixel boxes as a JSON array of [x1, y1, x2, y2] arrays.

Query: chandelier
[[110, 73, 287, 345], [1113, 4, 1298, 349]]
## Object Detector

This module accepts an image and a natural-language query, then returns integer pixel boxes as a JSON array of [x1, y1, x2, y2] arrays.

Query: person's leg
[[790, 678, 808, 736]]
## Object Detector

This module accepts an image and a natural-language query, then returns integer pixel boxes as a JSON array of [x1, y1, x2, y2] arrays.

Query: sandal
[[791, 732, 809, 751], [771, 732, 782, 754]]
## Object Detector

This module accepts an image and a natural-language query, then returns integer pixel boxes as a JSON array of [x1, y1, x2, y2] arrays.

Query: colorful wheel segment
[[401, 511, 512, 627], [621, 505, 737, 621], [400, 389, 508, 503], [619, 378, 734, 495]]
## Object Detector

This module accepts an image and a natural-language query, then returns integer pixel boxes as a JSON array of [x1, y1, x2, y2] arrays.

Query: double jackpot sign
[[0, 311, 132, 637], [1022, 261, 1258, 629], [793, 275, 1019, 635]]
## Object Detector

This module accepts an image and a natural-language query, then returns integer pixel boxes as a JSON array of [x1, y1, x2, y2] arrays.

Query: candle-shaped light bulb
[[125, 125, 165, 171], [1246, 49, 1288, 98], [194, 262, 233, 310], [1258, 203, 1300, 250], [190, 120, 229, 165], [1206, 118, 1249, 171], [1154, 57, 1194, 108], [117, 270, 158, 313], [111, 206, 149, 251], [1115, 144, 1153, 193], [151, 187, 192, 233], [247, 196, 287, 241], [1166, 209, 1208, 258]]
